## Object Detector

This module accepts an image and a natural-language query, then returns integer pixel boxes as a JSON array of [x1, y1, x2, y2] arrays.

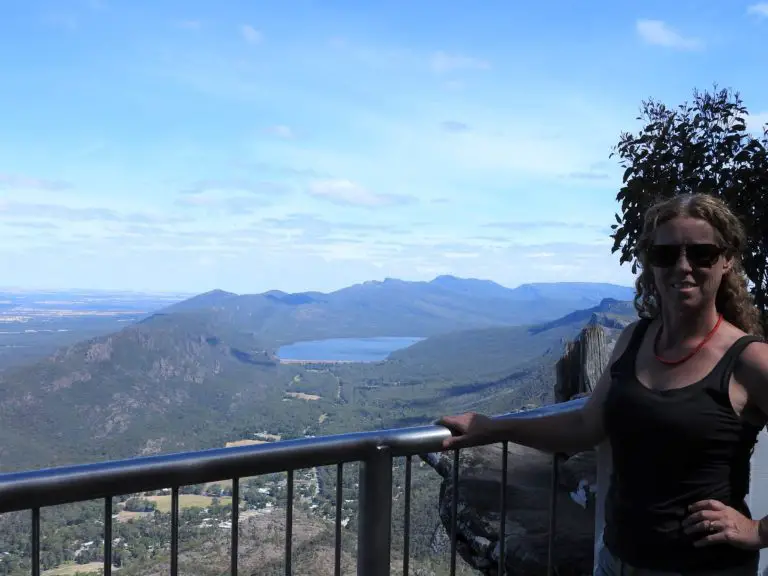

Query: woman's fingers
[[442, 435, 464, 449], [438, 414, 470, 434], [438, 413, 472, 449], [437, 414, 461, 429], [684, 518, 720, 535], [682, 509, 717, 528]]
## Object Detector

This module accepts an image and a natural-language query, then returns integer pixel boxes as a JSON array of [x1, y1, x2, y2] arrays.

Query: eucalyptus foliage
[[610, 87, 768, 326]]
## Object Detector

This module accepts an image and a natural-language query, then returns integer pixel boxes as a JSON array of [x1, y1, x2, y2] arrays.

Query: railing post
[[594, 441, 612, 569], [357, 445, 392, 576], [547, 453, 561, 576], [748, 428, 768, 574]]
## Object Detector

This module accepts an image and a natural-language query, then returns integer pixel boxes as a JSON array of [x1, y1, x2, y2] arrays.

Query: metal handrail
[[0, 398, 585, 512], [0, 397, 588, 576]]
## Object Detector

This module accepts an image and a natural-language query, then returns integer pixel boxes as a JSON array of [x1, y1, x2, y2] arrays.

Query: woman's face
[[649, 216, 732, 314]]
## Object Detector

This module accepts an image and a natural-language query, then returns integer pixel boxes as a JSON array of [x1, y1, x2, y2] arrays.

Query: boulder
[[420, 443, 597, 576]]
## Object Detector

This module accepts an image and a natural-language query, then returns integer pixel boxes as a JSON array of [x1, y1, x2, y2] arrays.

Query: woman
[[440, 193, 768, 575]]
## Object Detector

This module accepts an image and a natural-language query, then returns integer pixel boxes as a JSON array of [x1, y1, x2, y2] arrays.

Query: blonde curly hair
[[634, 193, 764, 336]]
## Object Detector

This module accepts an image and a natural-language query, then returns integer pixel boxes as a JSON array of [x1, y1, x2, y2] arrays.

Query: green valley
[[0, 279, 637, 576]]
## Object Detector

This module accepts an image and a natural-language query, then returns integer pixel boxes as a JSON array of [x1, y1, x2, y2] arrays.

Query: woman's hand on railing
[[438, 412, 496, 449]]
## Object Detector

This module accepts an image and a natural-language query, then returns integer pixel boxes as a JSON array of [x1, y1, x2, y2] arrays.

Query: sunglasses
[[646, 243, 725, 268]]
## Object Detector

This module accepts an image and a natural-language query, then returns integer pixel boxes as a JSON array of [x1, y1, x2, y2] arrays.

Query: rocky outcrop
[[554, 322, 610, 402], [421, 444, 596, 575], [423, 324, 612, 575]]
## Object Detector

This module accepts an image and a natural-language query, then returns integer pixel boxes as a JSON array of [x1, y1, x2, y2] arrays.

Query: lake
[[277, 336, 425, 363]]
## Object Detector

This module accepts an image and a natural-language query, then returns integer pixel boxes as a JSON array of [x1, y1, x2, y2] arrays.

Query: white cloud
[[430, 51, 490, 73], [483, 220, 607, 232], [635, 20, 702, 50], [174, 194, 263, 215], [0, 173, 72, 191], [241, 24, 263, 45], [266, 125, 295, 139], [0, 14, 645, 292], [306, 179, 413, 208], [181, 179, 289, 196], [525, 252, 556, 258], [747, 3, 768, 17], [0, 200, 170, 224], [4, 221, 60, 231], [443, 251, 480, 259], [176, 180, 289, 214]]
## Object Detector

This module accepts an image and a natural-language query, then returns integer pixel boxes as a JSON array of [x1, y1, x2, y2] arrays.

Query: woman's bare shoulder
[[611, 319, 647, 359], [734, 339, 768, 415], [719, 319, 763, 347], [739, 340, 768, 374]]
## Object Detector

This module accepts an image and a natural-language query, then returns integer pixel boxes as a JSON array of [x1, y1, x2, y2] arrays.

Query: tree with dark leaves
[[610, 86, 768, 329]]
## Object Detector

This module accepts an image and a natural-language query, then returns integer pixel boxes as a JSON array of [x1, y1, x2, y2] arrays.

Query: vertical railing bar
[[286, 469, 294, 576], [498, 441, 508, 576], [403, 456, 412, 576], [231, 477, 239, 576], [31, 507, 40, 576], [334, 463, 343, 576], [357, 446, 393, 576], [104, 496, 112, 576], [547, 454, 560, 576], [171, 486, 179, 576], [450, 449, 459, 576]]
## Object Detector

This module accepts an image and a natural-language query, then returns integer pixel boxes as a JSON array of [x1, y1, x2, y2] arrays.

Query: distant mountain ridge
[[165, 277, 635, 346], [530, 298, 638, 334], [0, 278, 638, 472], [173, 278, 634, 308]]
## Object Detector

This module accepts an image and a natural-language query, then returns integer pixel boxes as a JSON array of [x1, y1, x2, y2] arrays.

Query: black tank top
[[603, 319, 764, 573]]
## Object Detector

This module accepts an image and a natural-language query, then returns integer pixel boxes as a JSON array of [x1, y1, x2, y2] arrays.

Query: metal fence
[[0, 398, 589, 576]]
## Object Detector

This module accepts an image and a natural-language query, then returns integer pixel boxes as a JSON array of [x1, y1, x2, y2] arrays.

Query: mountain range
[[165, 276, 635, 346], [0, 277, 638, 472]]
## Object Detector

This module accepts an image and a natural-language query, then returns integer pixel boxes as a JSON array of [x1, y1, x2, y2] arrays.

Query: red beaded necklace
[[653, 314, 723, 366]]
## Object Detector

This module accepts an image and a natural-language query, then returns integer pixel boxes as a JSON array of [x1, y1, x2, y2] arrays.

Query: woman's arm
[[438, 320, 640, 454], [737, 341, 768, 548], [683, 339, 768, 549]]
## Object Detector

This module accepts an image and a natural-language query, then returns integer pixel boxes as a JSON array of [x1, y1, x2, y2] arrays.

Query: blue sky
[[1, 0, 767, 294]]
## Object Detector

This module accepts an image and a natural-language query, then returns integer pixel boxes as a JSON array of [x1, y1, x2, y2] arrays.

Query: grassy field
[[116, 510, 152, 523], [147, 494, 232, 512], [43, 562, 104, 575], [204, 479, 233, 491]]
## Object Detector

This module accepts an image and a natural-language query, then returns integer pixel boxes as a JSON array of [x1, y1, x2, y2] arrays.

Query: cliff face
[[421, 324, 612, 575], [421, 444, 596, 576]]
